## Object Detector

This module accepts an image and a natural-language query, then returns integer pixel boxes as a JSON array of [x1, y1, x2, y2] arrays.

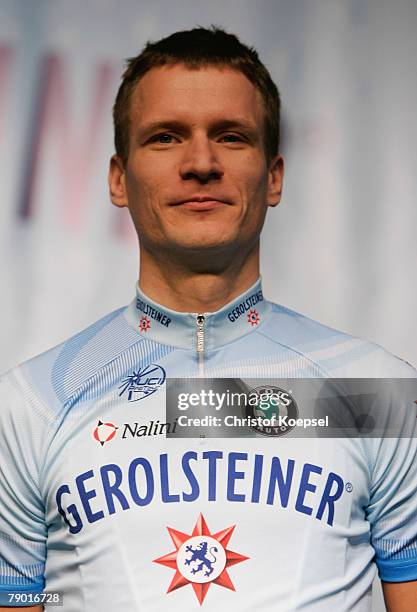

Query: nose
[[179, 135, 223, 183]]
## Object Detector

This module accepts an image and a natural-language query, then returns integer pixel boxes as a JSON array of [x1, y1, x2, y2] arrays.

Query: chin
[[178, 224, 235, 243], [176, 234, 236, 251]]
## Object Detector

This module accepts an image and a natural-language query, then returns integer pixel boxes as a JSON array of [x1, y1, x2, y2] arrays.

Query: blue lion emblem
[[185, 541, 218, 577]]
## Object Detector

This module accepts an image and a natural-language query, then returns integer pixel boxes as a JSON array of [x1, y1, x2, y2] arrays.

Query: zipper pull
[[196, 314, 205, 354]]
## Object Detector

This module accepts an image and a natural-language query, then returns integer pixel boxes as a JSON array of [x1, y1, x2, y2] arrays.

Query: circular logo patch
[[176, 535, 226, 584], [245, 385, 299, 436]]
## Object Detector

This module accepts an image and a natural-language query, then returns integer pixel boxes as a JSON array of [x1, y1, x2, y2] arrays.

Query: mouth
[[171, 196, 231, 211]]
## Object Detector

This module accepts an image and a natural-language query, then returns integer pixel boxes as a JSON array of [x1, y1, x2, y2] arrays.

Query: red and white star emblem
[[154, 513, 248, 605], [247, 309, 260, 326], [139, 315, 151, 332]]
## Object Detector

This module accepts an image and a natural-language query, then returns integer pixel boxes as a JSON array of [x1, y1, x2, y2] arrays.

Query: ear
[[266, 155, 284, 208], [108, 154, 128, 208]]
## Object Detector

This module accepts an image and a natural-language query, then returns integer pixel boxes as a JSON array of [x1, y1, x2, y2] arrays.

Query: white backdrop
[[1, 3, 417, 607]]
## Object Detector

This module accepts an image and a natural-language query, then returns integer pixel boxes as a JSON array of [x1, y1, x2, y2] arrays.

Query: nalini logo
[[93, 420, 118, 446], [119, 364, 166, 402], [154, 513, 248, 605], [247, 309, 260, 326]]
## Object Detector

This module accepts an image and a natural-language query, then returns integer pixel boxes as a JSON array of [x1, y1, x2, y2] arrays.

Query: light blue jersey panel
[[1, 279, 416, 611]]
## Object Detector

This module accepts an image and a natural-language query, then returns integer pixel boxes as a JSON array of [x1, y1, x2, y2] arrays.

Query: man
[[0, 27, 416, 611]]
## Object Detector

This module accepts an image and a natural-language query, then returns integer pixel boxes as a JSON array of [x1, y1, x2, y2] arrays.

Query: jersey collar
[[124, 278, 271, 351]]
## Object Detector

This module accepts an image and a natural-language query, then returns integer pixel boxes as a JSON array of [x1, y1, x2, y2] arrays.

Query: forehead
[[129, 64, 265, 128]]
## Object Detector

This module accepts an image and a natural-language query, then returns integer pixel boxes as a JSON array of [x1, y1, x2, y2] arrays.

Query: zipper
[[196, 314, 205, 374]]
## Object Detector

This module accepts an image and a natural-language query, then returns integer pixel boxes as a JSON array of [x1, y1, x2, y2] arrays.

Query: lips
[[171, 196, 231, 209], [179, 201, 226, 211]]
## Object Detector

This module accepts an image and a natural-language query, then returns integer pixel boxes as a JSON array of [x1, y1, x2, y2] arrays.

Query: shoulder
[[262, 301, 416, 377], [0, 305, 144, 419]]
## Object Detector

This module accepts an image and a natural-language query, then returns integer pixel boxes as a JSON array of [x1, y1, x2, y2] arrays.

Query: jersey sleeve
[[366, 378, 417, 582], [0, 372, 47, 599]]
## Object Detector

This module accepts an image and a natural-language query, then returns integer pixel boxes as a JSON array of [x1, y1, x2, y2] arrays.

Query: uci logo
[[118, 364, 166, 402]]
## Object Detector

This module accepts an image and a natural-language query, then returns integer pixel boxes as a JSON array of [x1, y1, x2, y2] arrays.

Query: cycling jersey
[[1, 278, 416, 611]]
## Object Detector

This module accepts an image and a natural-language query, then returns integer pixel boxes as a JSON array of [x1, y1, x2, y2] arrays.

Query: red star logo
[[153, 513, 248, 605], [247, 309, 260, 326], [139, 315, 151, 332]]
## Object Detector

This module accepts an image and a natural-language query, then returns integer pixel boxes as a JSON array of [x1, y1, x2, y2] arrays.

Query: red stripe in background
[[19, 54, 116, 225], [0, 46, 14, 152], [19, 53, 58, 219]]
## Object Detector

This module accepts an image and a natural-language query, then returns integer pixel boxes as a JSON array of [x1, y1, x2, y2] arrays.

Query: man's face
[[109, 64, 283, 266]]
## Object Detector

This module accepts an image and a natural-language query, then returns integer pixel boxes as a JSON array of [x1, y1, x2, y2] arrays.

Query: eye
[[220, 133, 245, 143], [147, 132, 181, 145], [153, 133, 175, 144]]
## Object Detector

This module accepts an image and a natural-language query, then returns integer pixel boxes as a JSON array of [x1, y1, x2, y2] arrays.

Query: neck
[[138, 244, 261, 312]]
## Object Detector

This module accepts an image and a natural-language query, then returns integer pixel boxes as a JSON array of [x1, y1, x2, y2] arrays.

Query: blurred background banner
[[1, 0, 416, 375]]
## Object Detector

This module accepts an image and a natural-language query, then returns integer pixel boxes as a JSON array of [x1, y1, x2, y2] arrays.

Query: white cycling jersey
[[0, 278, 416, 611]]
